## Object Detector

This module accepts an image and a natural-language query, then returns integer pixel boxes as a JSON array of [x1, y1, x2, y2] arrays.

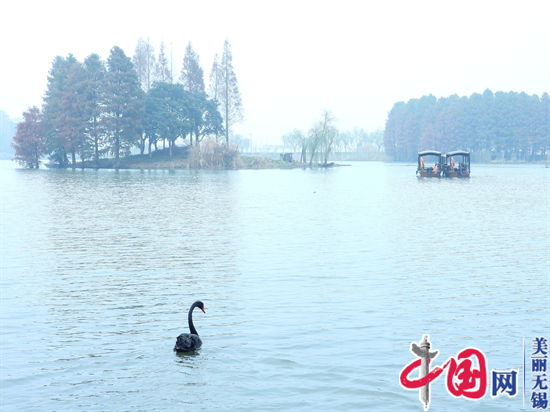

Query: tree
[[146, 82, 192, 157], [59, 62, 90, 166], [42, 54, 79, 166], [282, 132, 292, 151], [155, 41, 172, 83], [535, 92, 549, 156], [383, 89, 550, 161], [207, 54, 222, 141], [208, 54, 221, 101], [11, 106, 46, 168], [370, 129, 384, 151], [132, 37, 156, 91], [318, 111, 338, 164], [218, 39, 244, 144], [180, 41, 205, 94], [82, 53, 107, 165], [307, 110, 337, 166], [232, 134, 250, 152], [0, 110, 17, 157], [282, 129, 303, 152], [338, 130, 352, 152], [190, 93, 224, 146], [104, 46, 145, 166]]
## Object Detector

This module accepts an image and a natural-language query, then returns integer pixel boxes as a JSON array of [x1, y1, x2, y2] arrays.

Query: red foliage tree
[[11, 106, 46, 168]]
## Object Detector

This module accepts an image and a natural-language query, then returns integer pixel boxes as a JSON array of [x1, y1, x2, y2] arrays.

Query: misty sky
[[0, 0, 548, 145]]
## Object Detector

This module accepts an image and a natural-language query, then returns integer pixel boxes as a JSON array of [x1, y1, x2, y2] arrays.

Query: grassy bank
[[54, 148, 347, 170]]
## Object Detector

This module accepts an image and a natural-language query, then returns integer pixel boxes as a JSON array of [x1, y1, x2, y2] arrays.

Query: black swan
[[174, 301, 205, 352]]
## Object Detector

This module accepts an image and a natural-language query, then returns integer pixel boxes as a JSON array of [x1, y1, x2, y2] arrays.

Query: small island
[[47, 145, 348, 170]]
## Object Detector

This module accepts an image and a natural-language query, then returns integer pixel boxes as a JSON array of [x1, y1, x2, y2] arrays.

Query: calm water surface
[[1, 161, 548, 411]]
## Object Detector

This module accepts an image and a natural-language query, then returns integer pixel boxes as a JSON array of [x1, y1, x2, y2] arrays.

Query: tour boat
[[442, 151, 470, 177], [416, 151, 442, 177]]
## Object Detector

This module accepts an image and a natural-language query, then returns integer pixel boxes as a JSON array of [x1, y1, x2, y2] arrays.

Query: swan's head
[[195, 301, 206, 313]]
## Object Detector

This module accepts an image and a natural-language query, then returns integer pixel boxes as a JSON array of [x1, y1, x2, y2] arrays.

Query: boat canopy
[[418, 151, 441, 157], [446, 151, 470, 156]]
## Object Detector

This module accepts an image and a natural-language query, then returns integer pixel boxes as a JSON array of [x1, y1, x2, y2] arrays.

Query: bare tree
[[208, 54, 220, 99], [155, 41, 172, 83], [207, 54, 222, 141], [132, 37, 156, 91], [218, 39, 244, 144], [282, 129, 303, 152]]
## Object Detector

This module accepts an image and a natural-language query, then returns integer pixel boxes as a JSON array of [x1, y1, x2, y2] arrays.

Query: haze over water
[[1, 161, 548, 411]]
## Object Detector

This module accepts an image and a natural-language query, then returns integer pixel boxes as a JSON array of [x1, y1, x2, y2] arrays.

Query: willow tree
[[308, 110, 338, 166]]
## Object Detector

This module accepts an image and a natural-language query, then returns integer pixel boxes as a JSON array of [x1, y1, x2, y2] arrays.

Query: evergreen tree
[[59, 62, 88, 166], [104, 46, 145, 166], [536, 92, 549, 156], [11, 106, 46, 168], [82, 53, 107, 165], [0, 110, 17, 157], [190, 93, 224, 145], [218, 39, 243, 144], [179, 41, 205, 94], [146, 82, 192, 156], [42, 54, 79, 166], [384, 89, 548, 161]]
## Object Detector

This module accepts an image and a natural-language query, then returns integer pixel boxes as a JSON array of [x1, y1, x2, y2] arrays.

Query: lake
[[1, 160, 548, 411]]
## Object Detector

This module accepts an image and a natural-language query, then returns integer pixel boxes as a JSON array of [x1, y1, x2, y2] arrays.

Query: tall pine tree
[[218, 39, 243, 144], [208, 54, 221, 101], [59, 62, 88, 166], [42, 54, 79, 166], [179, 41, 205, 94], [105, 46, 145, 166], [83, 53, 107, 165], [155, 41, 172, 83], [207, 53, 222, 141]]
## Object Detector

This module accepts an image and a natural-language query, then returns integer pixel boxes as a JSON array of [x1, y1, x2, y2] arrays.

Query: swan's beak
[[201, 307, 206, 313]]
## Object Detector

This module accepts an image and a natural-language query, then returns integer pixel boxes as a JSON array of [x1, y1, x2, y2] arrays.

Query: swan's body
[[174, 333, 202, 352], [174, 301, 205, 352]]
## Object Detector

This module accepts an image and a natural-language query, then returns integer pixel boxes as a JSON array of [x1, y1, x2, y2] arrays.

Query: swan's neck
[[188, 305, 199, 335]]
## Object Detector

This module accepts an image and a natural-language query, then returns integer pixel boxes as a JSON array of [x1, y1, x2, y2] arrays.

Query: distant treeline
[[0, 110, 17, 159], [384, 90, 549, 162], [11, 38, 243, 168]]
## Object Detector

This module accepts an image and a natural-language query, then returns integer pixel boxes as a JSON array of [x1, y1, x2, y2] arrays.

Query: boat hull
[[418, 171, 441, 177]]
